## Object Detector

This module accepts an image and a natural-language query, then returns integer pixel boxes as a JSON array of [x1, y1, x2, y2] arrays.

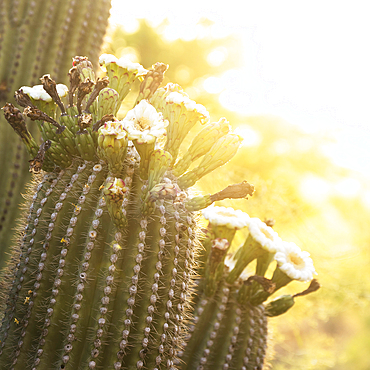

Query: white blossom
[[166, 91, 209, 120], [247, 218, 282, 253], [20, 84, 68, 102], [99, 121, 127, 140], [202, 206, 250, 229], [121, 100, 168, 144], [274, 242, 316, 282], [99, 53, 147, 76]]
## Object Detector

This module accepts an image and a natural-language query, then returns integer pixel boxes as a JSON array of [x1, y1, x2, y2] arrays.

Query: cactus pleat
[[1, 54, 319, 369], [0, 0, 111, 271]]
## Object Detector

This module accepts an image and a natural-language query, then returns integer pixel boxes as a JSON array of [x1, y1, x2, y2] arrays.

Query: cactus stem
[[29, 0, 59, 84], [9, 165, 87, 369], [7, 1, 39, 95], [181, 285, 230, 370], [0, 140, 26, 241], [0, 172, 50, 341], [0, 169, 65, 368], [221, 307, 243, 369]]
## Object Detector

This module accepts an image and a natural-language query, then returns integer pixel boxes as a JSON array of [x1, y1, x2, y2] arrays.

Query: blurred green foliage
[[103, 20, 370, 369]]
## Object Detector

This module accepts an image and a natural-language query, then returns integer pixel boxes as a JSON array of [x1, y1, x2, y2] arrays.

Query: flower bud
[[177, 134, 242, 188], [174, 118, 230, 176], [97, 121, 128, 175], [265, 295, 295, 317], [99, 54, 147, 106], [97, 88, 120, 120]]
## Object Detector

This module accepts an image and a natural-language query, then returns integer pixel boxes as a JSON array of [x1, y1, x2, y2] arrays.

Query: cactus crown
[[1, 54, 319, 370]]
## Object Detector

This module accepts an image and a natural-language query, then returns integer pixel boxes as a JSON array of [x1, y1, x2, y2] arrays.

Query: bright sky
[[110, 0, 370, 177]]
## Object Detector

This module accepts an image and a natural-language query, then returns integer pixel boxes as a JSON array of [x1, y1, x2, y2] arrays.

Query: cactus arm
[[229, 305, 264, 370], [79, 0, 112, 68], [56, 0, 91, 77], [0, 0, 15, 84], [59, 199, 114, 369], [86, 166, 142, 369], [0, 169, 66, 368], [31, 164, 107, 370], [47, 0, 80, 79], [9, 164, 90, 369], [8, 1, 44, 95], [201, 290, 238, 369], [179, 293, 220, 369], [29, 0, 60, 85], [0, 172, 48, 333]]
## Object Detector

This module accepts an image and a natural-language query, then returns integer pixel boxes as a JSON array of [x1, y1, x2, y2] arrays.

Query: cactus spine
[[0, 0, 111, 270], [1, 53, 319, 370]]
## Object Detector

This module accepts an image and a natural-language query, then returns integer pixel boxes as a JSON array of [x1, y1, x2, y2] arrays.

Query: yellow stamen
[[260, 227, 274, 241]]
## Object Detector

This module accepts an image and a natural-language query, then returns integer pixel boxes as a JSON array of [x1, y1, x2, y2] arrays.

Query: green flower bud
[[185, 195, 212, 212], [147, 149, 172, 189], [265, 295, 295, 317], [97, 121, 128, 175], [174, 117, 230, 176], [161, 90, 210, 163], [99, 54, 148, 106], [97, 87, 120, 120], [73, 56, 96, 82], [177, 133, 242, 188]]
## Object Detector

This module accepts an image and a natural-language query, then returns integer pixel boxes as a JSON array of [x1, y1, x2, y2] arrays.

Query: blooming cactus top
[[274, 241, 316, 282], [202, 206, 250, 229], [99, 53, 148, 76], [121, 100, 168, 144], [20, 84, 68, 102]]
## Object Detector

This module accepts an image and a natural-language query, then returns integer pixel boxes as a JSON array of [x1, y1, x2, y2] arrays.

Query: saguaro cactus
[[0, 54, 319, 370], [0, 0, 111, 269]]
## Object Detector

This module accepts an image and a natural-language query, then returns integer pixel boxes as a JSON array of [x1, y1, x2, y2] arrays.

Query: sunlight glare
[[234, 126, 261, 147], [203, 76, 224, 94], [334, 178, 361, 198], [300, 174, 331, 203], [207, 47, 228, 67]]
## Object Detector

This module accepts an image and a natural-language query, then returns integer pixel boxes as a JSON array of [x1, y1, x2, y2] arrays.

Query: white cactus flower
[[99, 53, 147, 76], [99, 121, 127, 140], [202, 206, 250, 230], [247, 217, 282, 253], [20, 84, 68, 102], [274, 242, 316, 282], [166, 91, 209, 121], [121, 100, 168, 144]]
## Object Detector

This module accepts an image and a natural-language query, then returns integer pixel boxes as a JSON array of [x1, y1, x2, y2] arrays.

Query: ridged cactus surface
[[0, 0, 111, 270], [0, 54, 319, 370]]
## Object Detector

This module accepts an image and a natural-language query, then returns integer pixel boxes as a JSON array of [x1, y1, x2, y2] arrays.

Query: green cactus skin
[[0, 54, 318, 369], [177, 282, 268, 370], [0, 0, 111, 271]]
